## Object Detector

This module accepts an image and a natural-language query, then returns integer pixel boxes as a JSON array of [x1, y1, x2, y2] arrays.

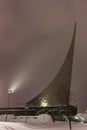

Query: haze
[[0, 0, 87, 112]]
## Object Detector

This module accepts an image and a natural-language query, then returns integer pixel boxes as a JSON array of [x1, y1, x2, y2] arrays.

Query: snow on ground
[[0, 122, 32, 130], [77, 113, 87, 122], [0, 121, 87, 130], [0, 114, 87, 130], [0, 114, 53, 124]]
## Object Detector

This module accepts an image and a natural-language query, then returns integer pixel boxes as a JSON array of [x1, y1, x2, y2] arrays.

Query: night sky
[[0, 0, 87, 112]]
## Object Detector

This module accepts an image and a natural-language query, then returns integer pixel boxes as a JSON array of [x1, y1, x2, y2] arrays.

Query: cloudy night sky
[[0, 0, 87, 112]]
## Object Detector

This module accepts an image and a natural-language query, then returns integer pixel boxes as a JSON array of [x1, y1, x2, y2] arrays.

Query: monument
[[0, 23, 77, 129], [26, 23, 76, 108]]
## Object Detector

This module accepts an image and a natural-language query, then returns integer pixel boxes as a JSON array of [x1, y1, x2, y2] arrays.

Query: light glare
[[9, 76, 24, 93], [41, 99, 48, 107]]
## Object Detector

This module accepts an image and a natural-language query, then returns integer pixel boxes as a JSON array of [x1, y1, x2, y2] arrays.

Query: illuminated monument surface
[[0, 24, 77, 129], [26, 23, 76, 108]]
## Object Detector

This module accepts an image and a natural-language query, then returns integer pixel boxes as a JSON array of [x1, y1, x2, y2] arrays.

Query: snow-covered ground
[[77, 113, 87, 122], [0, 122, 30, 130], [0, 121, 87, 130], [0, 113, 87, 124], [0, 114, 87, 130], [0, 114, 53, 124]]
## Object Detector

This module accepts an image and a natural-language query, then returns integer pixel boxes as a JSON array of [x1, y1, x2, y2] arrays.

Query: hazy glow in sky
[[0, 0, 87, 112], [9, 77, 23, 93], [9, 66, 31, 93]]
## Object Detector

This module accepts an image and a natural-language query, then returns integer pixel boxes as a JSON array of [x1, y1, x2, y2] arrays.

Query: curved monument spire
[[26, 23, 76, 107]]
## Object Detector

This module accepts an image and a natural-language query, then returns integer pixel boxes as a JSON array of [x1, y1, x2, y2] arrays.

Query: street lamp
[[7, 89, 13, 107], [5, 89, 13, 121]]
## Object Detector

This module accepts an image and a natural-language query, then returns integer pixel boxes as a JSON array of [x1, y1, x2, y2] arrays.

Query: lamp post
[[5, 89, 13, 121]]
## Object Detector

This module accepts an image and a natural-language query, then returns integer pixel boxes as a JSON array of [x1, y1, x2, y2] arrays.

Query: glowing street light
[[7, 89, 13, 107], [5, 89, 13, 121]]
